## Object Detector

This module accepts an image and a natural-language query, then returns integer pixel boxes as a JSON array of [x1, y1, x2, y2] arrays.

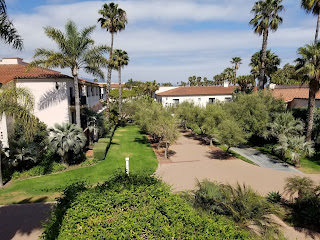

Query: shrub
[[266, 191, 282, 203], [80, 158, 99, 167], [42, 174, 251, 240], [93, 143, 107, 160], [194, 180, 280, 235]]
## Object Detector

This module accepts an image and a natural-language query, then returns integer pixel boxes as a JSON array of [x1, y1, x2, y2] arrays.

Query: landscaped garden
[[0, 125, 157, 205]]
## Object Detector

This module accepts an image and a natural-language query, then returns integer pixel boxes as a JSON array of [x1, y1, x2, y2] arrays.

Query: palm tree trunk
[[0, 141, 3, 187], [306, 79, 319, 141], [315, 12, 320, 44], [72, 68, 81, 128], [118, 67, 122, 121], [106, 32, 114, 121], [259, 28, 269, 90]]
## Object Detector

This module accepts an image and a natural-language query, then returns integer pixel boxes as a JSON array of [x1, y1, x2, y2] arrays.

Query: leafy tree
[[143, 80, 159, 97], [98, 2, 127, 120], [179, 81, 187, 87], [175, 101, 195, 129], [217, 120, 246, 151], [0, 0, 23, 50], [0, 84, 37, 187], [188, 76, 197, 86], [249, 50, 281, 86], [161, 82, 173, 86], [301, 0, 320, 43], [223, 67, 236, 84], [112, 49, 129, 119], [29, 20, 108, 128], [231, 57, 242, 78], [250, 0, 284, 89], [48, 123, 86, 165], [295, 42, 320, 140]]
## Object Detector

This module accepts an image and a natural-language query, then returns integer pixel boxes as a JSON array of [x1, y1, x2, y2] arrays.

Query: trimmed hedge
[[93, 126, 116, 160], [97, 137, 110, 144], [42, 174, 252, 239]]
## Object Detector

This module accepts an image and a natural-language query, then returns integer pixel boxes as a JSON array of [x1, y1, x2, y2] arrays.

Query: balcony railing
[[70, 96, 87, 106]]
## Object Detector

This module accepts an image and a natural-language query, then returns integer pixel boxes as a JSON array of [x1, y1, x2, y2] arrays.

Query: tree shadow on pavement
[[0, 202, 53, 240]]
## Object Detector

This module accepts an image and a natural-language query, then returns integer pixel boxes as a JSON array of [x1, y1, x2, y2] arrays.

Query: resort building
[[156, 83, 236, 107], [270, 84, 320, 109], [0, 57, 104, 148]]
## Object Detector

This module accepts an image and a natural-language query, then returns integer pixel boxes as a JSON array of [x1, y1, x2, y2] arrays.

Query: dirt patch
[[118, 129, 127, 132], [114, 133, 122, 137], [86, 150, 94, 158]]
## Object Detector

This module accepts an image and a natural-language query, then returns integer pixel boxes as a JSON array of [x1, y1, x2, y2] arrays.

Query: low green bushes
[[41, 174, 251, 240], [93, 126, 116, 160]]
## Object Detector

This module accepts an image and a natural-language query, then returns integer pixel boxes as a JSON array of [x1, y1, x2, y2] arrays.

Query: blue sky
[[1, 0, 319, 84]]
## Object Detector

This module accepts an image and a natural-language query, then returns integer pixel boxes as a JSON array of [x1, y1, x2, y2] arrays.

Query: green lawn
[[0, 126, 158, 205]]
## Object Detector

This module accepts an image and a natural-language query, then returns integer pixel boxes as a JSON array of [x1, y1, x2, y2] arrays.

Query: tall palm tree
[[231, 57, 242, 78], [249, 50, 281, 86], [295, 42, 320, 140], [0, 84, 37, 187], [224, 67, 236, 84], [29, 20, 109, 128], [112, 49, 129, 119], [250, 0, 284, 90], [301, 0, 320, 43], [48, 123, 86, 165], [0, 0, 23, 50], [98, 2, 127, 120]]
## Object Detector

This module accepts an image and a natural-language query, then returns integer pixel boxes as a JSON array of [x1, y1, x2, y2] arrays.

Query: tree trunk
[[164, 142, 168, 159], [118, 67, 122, 121], [73, 68, 81, 128], [227, 146, 230, 152], [62, 153, 69, 166], [259, 28, 269, 90], [210, 138, 213, 146], [315, 12, 320, 44], [306, 79, 319, 141], [0, 141, 3, 187], [106, 32, 115, 121]]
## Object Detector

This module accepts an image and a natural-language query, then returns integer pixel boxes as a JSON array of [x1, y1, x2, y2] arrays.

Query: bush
[[93, 143, 107, 160], [80, 158, 99, 167], [42, 174, 251, 240], [266, 191, 282, 203]]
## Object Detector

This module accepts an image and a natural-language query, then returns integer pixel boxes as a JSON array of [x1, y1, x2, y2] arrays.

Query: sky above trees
[[1, 0, 318, 84]]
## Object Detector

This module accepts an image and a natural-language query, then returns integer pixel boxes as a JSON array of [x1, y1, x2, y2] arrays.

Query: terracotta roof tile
[[272, 88, 320, 102], [0, 64, 70, 85], [156, 86, 236, 96]]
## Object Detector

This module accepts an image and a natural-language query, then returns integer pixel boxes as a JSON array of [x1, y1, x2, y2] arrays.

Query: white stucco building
[[0, 57, 104, 148], [156, 84, 236, 107]]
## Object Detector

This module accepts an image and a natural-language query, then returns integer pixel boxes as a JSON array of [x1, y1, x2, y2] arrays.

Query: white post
[[125, 157, 129, 175]]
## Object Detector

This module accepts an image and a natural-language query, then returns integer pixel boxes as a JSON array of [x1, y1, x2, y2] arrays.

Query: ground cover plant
[[0, 126, 157, 204], [42, 174, 252, 240]]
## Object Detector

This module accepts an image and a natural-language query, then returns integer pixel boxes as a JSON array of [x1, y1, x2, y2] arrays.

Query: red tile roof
[[272, 88, 320, 102], [0, 64, 70, 85], [156, 86, 237, 96]]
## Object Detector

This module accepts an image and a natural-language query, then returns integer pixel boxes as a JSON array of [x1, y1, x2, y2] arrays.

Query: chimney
[[223, 80, 229, 88], [0, 57, 24, 65]]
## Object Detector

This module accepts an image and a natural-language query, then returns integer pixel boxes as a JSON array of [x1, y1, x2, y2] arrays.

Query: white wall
[[157, 94, 233, 107], [17, 78, 71, 128], [0, 114, 10, 148]]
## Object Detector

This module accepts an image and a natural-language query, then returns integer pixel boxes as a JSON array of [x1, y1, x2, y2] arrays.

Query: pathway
[[0, 202, 53, 240], [231, 145, 302, 173], [155, 131, 320, 240]]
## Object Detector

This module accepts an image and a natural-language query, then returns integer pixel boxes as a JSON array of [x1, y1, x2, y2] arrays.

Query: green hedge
[[97, 137, 110, 144], [42, 174, 252, 240], [93, 127, 116, 160]]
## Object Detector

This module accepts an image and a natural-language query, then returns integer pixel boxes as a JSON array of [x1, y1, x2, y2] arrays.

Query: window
[[71, 112, 76, 124], [198, 98, 201, 102], [173, 99, 179, 105], [86, 87, 89, 97], [69, 87, 74, 97], [225, 97, 232, 102], [209, 98, 216, 103]]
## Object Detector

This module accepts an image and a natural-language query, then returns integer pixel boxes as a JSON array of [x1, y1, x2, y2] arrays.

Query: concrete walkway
[[231, 145, 302, 173], [0, 202, 53, 240]]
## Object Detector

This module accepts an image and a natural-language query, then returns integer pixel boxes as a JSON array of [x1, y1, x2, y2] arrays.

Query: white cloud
[[0, 0, 318, 83]]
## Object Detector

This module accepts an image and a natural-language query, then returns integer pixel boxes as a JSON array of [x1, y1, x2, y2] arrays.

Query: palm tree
[[29, 20, 109, 128], [295, 42, 320, 140], [250, 0, 284, 90], [224, 67, 236, 84], [0, 0, 23, 50], [250, 50, 281, 86], [231, 57, 242, 78], [98, 2, 127, 120], [301, 0, 320, 43], [285, 176, 315, 200], [0, 84, 37, 187], [112, 49, 129, 119], [48, 123, 86, 165]]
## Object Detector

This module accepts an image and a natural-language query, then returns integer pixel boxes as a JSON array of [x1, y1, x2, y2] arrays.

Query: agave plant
[[48, 123, 86, 165]]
